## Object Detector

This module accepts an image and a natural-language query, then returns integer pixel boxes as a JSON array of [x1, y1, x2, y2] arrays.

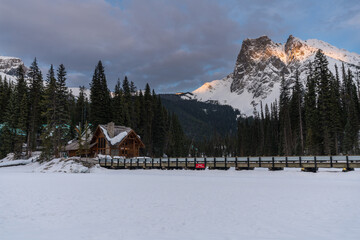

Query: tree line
[[238, 50, 360, 156], [0, 60, 188, 159]]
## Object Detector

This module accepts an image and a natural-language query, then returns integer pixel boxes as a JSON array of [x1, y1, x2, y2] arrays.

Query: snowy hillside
[[183, 35, 360, 115]]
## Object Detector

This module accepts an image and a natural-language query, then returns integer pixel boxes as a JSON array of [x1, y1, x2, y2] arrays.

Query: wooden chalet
[[64, 139, 95, 157], [64, 122, 145, 158]]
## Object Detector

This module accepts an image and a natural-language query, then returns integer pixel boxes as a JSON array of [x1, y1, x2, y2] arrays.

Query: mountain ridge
[[183, 35, 360, 115]]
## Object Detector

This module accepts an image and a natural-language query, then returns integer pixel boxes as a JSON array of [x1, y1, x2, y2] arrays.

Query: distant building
[[64, 122, 145, 158]]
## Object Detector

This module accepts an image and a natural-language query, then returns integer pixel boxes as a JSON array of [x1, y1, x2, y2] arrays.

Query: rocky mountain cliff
[[182, 35, 360, 115], [0, 55, 26, 82]]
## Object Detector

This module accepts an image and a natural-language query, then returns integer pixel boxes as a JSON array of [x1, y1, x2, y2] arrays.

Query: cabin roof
[[94, 123, 144, 148], [65, 140, 96, 151], [99, 125, 132, 146], [65, 123, 145, 152]]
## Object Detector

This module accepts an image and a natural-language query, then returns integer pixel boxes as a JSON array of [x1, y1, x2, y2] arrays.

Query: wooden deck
[[98, 156, 360, 172]]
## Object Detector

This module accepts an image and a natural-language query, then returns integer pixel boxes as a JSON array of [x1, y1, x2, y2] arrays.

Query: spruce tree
[[74, 86, 89, 129], [343, 69, 359, 153], [90, 61, 112, 128], [14, 66, 28, 157], [27, 58, 43, 156], [143, 83, 153, 155], [314, 50, 333, 154], [55, 64, 70, 155], [41, 65, 57, 159], [112, 79, 124, 125], [289, 70, 304, 155], [329, 64, 343, 154], [304, 63, 319, 154], [152, 96, 166, 157], [279, 73, 292, 155]]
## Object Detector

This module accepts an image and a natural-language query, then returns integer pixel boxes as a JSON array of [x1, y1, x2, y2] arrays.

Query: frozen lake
[[1, 165, 359, 240]]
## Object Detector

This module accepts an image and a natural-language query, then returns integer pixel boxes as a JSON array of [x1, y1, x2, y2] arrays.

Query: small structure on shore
[[64, 122, 145, 158]]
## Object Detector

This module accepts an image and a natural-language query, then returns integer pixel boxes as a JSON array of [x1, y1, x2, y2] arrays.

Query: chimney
[[107, 122, 115, 138]]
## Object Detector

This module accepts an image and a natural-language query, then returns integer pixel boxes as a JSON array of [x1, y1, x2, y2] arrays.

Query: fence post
[[259, 157, 261, 167], [130, 158, 132, 168], [285, 156, 288, 167], [214, 157, 216, 168], [272, 156, 275, 168], [299, 156, 302, 168], [137, 158, 139, 168], [160, 158, 162, 168], [225, 157, 227, 169], [168, 157, 170, 169], [330, 156, 333, 168], [204, 157, 207, 169], [152, 158, 154, 168], [235, 157, 238, 168], [314, 156, 317, 169], [194, 157, 196, 169], [247, 156, 250, 168], [346, 155, 349, 169], [176, 158, 178, 168], [185, 157, 188, 168]]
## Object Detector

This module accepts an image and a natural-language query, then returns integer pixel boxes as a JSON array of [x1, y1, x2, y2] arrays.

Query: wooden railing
[[98, 156, 360, 172]]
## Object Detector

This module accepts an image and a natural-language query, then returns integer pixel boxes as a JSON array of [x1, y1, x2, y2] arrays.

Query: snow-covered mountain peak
[[0, 55, 25, 76], [184, 35, 360, 115], [304, 39, 360, 66]]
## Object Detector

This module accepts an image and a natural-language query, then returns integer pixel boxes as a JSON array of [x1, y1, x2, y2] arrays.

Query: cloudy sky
[[0, 0, 359, 92]]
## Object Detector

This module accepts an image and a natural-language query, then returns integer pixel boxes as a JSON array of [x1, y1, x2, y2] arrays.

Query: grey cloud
[[0, 0, 358, 93]]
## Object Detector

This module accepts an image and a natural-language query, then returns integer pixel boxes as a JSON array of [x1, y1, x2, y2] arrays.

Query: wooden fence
[[98, 156, 360, 172]]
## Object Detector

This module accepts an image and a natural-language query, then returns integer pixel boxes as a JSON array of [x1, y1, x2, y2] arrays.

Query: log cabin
[[64, 122, 145, 158]]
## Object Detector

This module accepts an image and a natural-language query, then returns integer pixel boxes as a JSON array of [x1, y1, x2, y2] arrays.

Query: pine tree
[[314, 50, 333, 154], [143, 83, 153, 155], [90, 61, 112, 128], [55, 64, 70, 155], [152, 96, 166, 157], [98, 61, 112, 123], [4, 84, 17, 155], [0, 76, 12, 124], [166, 113, 186, 157], [41, 65, 57, 159], [304, 63, 319, 154], [289, 70, 304, 155], [279, 73, 292, 155], [343, 69, 359, 154], [27, 58, 43, 156], [130, 81, 137, 95], [74, 86, 89, 129], [112, 80, 124, 125], [329, 64, 343, 154], [14, 66, 28, 157]]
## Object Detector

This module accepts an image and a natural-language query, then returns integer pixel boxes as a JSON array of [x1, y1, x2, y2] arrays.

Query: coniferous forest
[[1, 50, 360, 159], [238, 50, 360, 156], [0, 60, 188, 159]]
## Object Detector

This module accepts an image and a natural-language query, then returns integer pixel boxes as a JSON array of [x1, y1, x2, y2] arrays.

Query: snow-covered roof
[[99, 124, 132, 146], [65, 140, 96, 151]]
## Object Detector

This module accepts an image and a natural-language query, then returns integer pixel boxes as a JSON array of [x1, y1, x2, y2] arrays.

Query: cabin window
[[98, 137, 106, 154]]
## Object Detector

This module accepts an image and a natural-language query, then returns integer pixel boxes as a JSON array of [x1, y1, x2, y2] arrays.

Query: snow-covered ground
[[0, 164, 359, 240]]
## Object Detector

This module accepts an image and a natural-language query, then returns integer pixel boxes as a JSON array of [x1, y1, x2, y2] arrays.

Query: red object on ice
[[196, 163, 205, 169]]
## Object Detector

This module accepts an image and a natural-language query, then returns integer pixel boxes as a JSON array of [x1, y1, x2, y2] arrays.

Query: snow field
[[0, 167, 359, 240]]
